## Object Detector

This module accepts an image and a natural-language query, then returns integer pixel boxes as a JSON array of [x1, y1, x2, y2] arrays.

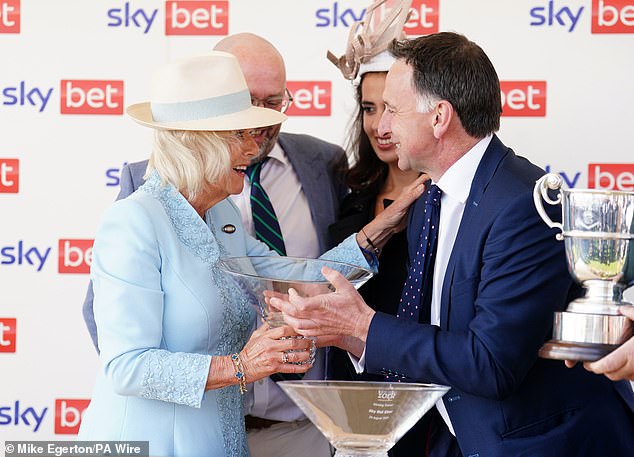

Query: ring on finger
[[282, 352, 289, 364]]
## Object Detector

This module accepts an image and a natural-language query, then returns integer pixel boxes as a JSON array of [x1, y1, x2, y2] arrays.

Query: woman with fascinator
[[77, 52, 425, 457], [327, 1, 431, 456]]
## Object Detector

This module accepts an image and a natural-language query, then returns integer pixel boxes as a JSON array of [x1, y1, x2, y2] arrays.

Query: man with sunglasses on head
[[81, 33, 347, 457]]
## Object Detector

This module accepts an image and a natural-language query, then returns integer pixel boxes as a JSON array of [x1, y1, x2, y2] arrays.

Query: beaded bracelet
[[230, 353, 247, 395], [361, 228, 381, 256]]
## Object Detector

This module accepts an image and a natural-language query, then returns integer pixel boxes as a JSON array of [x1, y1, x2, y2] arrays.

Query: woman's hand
[[264, 289, 365, 354], [356, 174, 428, 251], [239, 324, 313, 382], [206, 325, 313, 391]]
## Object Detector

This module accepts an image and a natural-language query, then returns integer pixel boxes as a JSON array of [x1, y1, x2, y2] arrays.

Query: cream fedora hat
[[126, 51, 287, 131]]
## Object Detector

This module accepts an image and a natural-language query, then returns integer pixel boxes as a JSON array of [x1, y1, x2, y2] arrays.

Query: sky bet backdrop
[[1, 0, 633, 445]]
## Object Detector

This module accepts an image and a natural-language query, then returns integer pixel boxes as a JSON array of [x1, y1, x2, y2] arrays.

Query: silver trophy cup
[[533, 173, 634, 361]]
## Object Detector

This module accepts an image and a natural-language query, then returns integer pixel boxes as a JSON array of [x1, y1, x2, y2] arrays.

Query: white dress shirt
[[230, 143, 320, 259], [352, 135, 492, 435], [431, 135, 492, 433], [230, 142, 323, 421]]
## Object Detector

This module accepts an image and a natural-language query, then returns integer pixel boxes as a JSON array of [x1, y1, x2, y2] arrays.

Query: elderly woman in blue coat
[[78, 51, 425, 457]]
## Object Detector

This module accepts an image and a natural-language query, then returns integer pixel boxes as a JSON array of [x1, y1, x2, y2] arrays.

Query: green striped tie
[[247, 158, 287, 256]]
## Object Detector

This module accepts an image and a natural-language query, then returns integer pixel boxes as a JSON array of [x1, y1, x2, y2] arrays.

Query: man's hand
[[582, 305, 634, 381], [268, 266, 375, 358], [565, 305, 634, 381]]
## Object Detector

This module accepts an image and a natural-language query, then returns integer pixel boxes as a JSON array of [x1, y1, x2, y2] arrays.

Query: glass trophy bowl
[[278, 380, 450, 457], [217, 256, 374, 327]]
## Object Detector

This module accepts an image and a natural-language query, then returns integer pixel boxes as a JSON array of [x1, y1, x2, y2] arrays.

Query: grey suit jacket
[[82, 132, 347, 350]]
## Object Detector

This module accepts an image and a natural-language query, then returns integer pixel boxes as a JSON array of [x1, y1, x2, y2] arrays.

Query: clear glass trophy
[[279, 380, 450, 457], [217, 256, 374, 362]]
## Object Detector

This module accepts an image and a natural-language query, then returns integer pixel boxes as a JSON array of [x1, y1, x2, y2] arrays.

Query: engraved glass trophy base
[[278, 381, 450, 457]]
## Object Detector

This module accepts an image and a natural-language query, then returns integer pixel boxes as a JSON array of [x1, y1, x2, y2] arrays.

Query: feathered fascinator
[[327, 0, 413, 81]]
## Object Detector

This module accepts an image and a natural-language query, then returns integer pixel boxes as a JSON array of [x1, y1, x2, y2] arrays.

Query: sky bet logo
[[286, 81, 332, 117], [55, 399, 90, 434], [0, 239, 93, 273], [530, 0, 634, 33], [60, 80, 124, 115], [592, 0, 634, 33], [2, 80, 124, 114], [0, 398, 89, 434], [0, 0, 20, 34], [1, 241, 51, 272], [500, 81, 546, 117], [588, 163, 634, 190], [107, 1, 228, 35], [0, 158, 19, 193], [58, 239, 93, 274], [0, 401, 47, 433], [315, 0, 439, 35], [0, 318, 17, 353]]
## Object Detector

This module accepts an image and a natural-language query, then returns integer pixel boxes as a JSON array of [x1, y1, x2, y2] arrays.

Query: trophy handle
[[533, 173, 565, 241]]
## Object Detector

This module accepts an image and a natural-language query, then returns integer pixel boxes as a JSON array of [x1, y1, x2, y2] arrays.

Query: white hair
[[415, 91, 441, 114], [146, 130, 236, 199]]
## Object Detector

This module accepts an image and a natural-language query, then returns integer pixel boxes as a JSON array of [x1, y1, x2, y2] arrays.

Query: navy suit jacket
[[366, 136, 634, 456], [83, 132, 346, 350]]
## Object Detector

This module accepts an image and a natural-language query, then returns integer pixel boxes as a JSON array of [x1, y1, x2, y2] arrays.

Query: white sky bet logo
[[55, 399, 90, 434], [500, 81, 546, 117], [588, 164, 634, 190], [0, 0, 19, 33], [0, 158, 19, 193], [285, 82, 331, 117], [0, 318, 16, 352], [592, 0, 634, 33], [58, 239, 94, 274], [165, 1, 228, 35]]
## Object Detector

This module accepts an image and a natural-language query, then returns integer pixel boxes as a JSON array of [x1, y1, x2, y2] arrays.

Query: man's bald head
[[214, 33, 286, 87], [214, 33, 287, 160]]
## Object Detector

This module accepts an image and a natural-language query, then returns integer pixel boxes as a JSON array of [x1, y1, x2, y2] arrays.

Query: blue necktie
[[386, 185, 441, 383], [246, 158, 287, 256], [397, 184, 442, 323]]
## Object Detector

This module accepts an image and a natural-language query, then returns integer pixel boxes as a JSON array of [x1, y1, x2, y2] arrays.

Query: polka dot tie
[[397, 184, 442, 323]]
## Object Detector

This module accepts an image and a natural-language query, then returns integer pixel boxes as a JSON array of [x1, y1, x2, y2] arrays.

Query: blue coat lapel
[[279, 133, 334, 252], [440, 135, 509, 327]]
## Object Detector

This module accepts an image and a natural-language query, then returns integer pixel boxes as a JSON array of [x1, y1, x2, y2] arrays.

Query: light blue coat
[[78, 172, 368, 457]]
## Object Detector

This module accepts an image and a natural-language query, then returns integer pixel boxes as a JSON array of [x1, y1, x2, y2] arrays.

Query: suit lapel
[[278, 133, 332, 252], [440, 135, 509, 327]]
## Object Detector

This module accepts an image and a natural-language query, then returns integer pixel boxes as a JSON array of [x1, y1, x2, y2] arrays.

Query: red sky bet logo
[[58, 239, 93, 274], [165, 1, 228, 35], [0, 318, 16, 353], [286, 81, 331, 117], [405, 0, 439, 35], [0, 0, 19, 33], [0, 158, 19, 193], [592, 0, 634, 33], [60, 80, 124, 115], [55, 399, 90, 435], [500, 81, 547, 117], [588, 164, 634, 190]]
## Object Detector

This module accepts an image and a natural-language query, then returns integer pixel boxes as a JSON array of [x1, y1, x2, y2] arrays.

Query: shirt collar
[[436, 135, 492, 204], [265, 141, 288, 166]]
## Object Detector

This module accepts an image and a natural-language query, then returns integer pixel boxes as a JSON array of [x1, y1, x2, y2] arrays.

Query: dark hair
[[390, 32, 502, 138], [336, 74, 389, 193]]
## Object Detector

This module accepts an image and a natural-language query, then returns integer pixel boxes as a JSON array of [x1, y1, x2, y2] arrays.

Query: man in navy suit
[[82, 33, 346, 457], [272, 32, 634, 456]]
